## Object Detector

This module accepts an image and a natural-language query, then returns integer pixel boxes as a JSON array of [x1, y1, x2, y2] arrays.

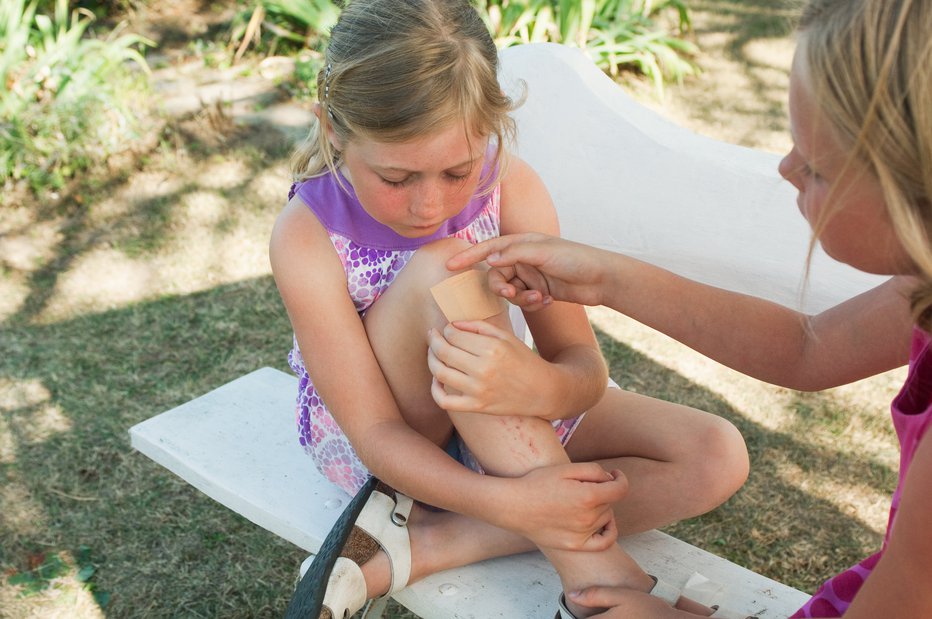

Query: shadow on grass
[[0, 276, 302, 618], [596, 327, 893, 594], [5, 113, 294, 330], [0, 286, 895, 617]]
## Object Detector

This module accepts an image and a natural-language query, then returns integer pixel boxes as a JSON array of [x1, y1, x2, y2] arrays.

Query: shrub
[[479, 0, 699, 94], [230, 0, 697, 100], [0, 0, 153, 197]]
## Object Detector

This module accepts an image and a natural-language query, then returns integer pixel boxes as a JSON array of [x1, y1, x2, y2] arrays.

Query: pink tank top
[[790, 327, 932, 617]]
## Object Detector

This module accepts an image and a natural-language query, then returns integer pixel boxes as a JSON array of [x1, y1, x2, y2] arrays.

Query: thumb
[[568, 585, 633, 609]]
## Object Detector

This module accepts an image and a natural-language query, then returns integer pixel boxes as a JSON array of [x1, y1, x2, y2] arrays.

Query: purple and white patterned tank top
[[287, 163, 502, 494]]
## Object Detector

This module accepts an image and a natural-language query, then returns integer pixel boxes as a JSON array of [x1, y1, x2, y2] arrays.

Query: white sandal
[[555, 573, 759, 619], [300, 482, 414, 619]]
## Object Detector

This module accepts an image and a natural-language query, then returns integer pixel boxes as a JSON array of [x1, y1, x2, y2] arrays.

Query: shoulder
[[271, 194, 327, 255], [270, 194, 344, 288], [499, 155, 559, 236]]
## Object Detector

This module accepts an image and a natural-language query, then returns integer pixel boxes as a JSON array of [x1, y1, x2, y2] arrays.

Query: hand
[[445, 233, 612, 310], [427, 320, 555, 417], [492, 464, 628, 552], [569, 586, 678, 618]]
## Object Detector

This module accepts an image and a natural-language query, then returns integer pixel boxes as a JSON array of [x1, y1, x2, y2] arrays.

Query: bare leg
[[362, 239, 648, 616], [363, 238, 736, 616], [360, 239, 538, 596], [566, 388, 749, 535], [440, 311, 655, 617]]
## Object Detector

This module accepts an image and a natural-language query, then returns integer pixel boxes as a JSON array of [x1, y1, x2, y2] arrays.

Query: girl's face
[[778, 51, 911, 275], [337, 122, 489, 238]]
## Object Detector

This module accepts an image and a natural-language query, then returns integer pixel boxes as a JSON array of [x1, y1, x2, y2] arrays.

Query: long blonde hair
[[291, 0, 518, 190], [799, 0, 932, 328]]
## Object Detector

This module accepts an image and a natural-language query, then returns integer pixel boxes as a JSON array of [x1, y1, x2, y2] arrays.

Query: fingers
[[511, 289, 553, 312], [426, 333, 484, 402], [559, 464, 629, 503], [485, 268, 517, 298], [595, 469, 629, 503], [568, 586, 641, 610], [559, 462, 616, 483], [577, 517, 619, 551], [445, 235, 537, 271]]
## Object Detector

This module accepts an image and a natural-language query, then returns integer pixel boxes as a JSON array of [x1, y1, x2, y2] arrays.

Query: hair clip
[[322, 63, 337, 122]]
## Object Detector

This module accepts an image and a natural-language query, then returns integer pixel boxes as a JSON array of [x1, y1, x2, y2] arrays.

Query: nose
[[778, 148, 803, 190], [411, 181, 444, 219]]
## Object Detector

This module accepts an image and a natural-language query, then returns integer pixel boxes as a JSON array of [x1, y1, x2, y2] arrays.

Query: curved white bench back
[[500, 43, 885, 314]]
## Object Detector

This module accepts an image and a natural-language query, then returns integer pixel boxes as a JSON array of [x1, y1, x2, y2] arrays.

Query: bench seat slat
[[130, 367, 808, 618]]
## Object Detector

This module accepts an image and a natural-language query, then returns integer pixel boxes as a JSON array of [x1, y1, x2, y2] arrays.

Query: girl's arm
[[270, 197, 622, 549], [430, 157, 609, 420], [447, 234, 914, 390]]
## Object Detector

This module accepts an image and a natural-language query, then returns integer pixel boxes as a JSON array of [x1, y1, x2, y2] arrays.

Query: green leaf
[[93, 590, 111, 608], [77, 564, 96, 582], [7, 572, 37, 586]]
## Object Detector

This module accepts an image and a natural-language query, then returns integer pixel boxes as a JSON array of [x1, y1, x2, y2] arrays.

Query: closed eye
[[801, 163, 823, 181], [381, 176, 411, 188]]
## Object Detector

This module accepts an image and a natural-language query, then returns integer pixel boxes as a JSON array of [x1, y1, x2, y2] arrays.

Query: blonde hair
[[290, 0, 518, 190], [798, 0, 932, 328]]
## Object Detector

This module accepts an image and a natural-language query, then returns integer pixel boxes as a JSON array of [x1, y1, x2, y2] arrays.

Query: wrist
[[543, 349, 607, 420], [599, 249, 633, 309]]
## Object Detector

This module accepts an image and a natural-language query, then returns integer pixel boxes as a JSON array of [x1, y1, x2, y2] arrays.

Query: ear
[[313, 102, 343, 151]]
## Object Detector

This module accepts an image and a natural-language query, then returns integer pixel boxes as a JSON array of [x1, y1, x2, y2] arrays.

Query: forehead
[[349, 123, 488, 169]]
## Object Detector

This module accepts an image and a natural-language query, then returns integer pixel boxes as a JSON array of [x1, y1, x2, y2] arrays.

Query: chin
[[400, 226, 441, 238]]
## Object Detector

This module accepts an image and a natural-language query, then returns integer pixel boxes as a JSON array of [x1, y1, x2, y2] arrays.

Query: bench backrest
[[501, 43, 885, 314]]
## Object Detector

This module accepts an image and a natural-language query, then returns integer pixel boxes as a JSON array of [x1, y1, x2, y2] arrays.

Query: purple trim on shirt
[[294, 157, 497, 251]]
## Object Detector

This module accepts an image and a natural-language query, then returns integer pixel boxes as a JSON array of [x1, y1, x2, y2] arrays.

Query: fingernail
[[542, 296, 553, 305], [568, 590, 581, 598], [489, 252, 501, 261]]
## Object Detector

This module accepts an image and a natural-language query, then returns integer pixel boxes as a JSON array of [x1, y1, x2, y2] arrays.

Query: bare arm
[[597, 254, 913, 390], [448, 233, 913, 390]]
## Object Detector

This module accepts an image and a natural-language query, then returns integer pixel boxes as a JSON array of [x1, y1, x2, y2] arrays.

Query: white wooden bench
[[130, 43, 885, 618]]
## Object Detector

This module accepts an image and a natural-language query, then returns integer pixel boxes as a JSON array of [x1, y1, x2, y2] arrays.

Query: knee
[[694, 416, 749, 504], [405, 237, 475, 287]]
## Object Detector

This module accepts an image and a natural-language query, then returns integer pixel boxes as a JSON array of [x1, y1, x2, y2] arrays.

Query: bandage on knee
[[429, 269, 505, 322]]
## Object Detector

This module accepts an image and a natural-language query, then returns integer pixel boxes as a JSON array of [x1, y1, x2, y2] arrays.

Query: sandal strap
[[321, 556, 368, 618], [555, 593, 577, 619], [356, 488, 412, 595]]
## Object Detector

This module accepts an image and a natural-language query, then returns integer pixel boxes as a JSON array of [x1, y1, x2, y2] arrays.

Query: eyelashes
[[380, 172, 469, 188]]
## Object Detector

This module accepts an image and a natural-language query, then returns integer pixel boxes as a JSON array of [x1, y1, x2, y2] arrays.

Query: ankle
[[359, 550, 392, 599]]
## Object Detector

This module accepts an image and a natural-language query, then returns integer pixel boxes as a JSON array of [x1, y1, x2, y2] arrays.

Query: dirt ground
[[129, 0, 798, 152], [625, 0, 797, 155]]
